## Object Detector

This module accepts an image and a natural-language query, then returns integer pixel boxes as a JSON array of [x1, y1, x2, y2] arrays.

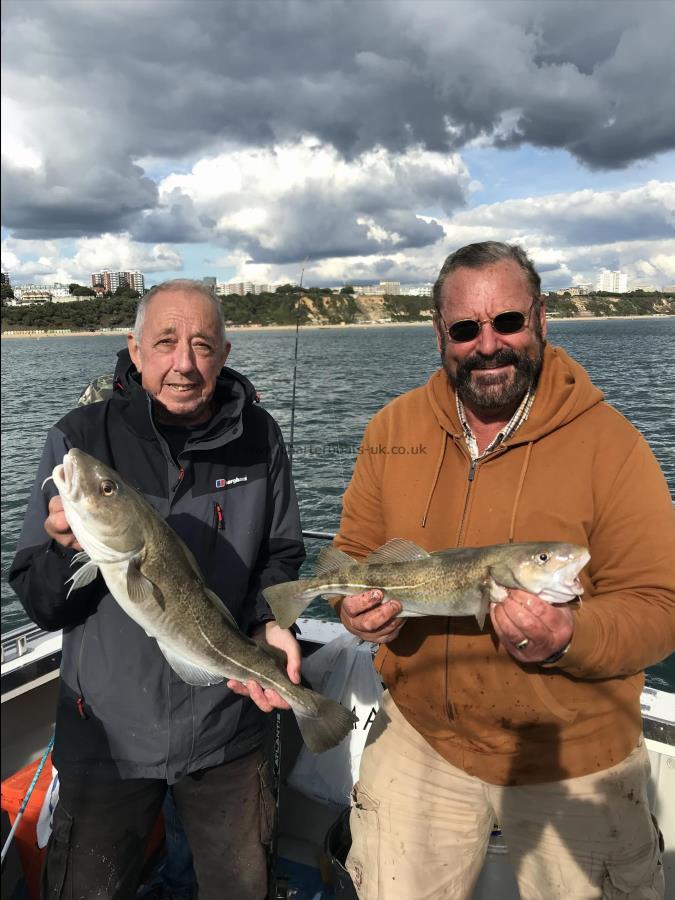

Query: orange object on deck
[[1, 753, 54, 900], [2, 756, 165, 899]]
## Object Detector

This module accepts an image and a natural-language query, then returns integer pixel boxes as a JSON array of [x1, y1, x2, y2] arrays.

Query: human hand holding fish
[[336, 590, 406, 645], [44, 495, 83, 551], [227, 621, 302, 712], [490, 589, 575, 664]]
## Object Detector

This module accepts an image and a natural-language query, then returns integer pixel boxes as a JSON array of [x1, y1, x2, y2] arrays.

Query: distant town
[[1, 268, 674, 333], [2, 267, 675, 305]]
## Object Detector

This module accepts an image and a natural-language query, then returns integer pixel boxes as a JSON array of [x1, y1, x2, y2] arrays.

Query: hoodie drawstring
[[508, 441, 534, 543], [420, 430, 448, 528]]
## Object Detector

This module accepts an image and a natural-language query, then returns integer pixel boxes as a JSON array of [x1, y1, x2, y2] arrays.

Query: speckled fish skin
[[263, 541, 590, 629], [51, 448, 356, 754]]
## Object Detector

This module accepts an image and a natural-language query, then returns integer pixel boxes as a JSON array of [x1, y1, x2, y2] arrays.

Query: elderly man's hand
[[490, 589, 574, 664], [227, 621, 302, 712], [44, 496, 82, 551], [337, 590, 405, 644]]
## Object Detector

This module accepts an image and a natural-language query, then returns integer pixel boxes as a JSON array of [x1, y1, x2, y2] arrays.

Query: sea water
[[2, 319, 674, 689]]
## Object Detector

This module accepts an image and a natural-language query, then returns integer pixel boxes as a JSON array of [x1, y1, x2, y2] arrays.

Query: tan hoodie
[[335, 344, 675, 785]]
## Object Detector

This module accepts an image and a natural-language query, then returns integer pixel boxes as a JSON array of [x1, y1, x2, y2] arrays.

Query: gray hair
[[432, 242, 541, 314], [133, 279, 226, 346]]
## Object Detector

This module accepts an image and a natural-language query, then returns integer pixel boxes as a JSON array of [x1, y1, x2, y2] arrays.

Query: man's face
[[128, 290, 230, 426], [433, 260, 546, 417]]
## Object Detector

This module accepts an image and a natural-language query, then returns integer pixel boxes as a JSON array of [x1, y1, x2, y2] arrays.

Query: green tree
[[113, 285, 140, 300]]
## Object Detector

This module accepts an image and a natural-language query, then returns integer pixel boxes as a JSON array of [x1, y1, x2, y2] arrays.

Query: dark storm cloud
[[2, 0, 674, 242]]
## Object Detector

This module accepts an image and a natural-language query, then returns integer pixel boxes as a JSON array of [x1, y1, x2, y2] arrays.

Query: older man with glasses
[[332, 242, 674, 899]]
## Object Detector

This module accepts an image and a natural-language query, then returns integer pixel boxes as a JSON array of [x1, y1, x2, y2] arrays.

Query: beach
[[2, 314, 674, 339]]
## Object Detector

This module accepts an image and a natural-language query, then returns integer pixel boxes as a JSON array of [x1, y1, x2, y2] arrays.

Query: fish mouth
[[540, 549, 590, 603], [53, 451, 76, 499]]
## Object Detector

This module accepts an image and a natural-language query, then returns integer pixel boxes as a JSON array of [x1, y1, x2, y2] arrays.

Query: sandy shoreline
[[1, 314, 673, 340]]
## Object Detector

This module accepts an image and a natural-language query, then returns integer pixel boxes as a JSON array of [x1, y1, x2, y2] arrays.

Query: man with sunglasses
[[333, 242, 673, 899]]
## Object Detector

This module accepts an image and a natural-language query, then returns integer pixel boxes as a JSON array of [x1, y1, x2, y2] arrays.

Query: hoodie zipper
[[455, 445, 509, 546]]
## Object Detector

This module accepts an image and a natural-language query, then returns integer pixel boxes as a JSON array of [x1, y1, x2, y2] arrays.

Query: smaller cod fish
[[263, 539, 590, 629], [51, 449, 356, 754]]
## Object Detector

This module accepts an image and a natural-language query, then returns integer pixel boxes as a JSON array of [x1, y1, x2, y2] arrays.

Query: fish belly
[[391, 584, 485, 618]]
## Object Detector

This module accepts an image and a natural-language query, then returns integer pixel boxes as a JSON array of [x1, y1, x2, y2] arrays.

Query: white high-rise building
[[91, 271, 145, 293], [596, 270, 628, 293]]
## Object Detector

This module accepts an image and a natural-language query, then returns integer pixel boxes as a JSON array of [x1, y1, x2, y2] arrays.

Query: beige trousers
[[346, 692, 664, 900]]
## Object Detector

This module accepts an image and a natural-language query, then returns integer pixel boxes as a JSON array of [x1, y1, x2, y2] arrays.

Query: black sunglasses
[[439, 299, 538, 344]]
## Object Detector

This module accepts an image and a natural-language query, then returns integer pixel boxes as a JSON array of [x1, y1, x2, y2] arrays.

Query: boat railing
[[1, 623, 50, 665]]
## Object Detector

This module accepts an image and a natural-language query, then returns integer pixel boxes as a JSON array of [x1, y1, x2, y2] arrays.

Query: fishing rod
[[288, 261, 307, 468]]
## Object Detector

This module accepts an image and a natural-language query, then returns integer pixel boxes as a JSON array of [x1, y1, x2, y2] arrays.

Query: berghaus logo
[[215, 476, 248, 488]]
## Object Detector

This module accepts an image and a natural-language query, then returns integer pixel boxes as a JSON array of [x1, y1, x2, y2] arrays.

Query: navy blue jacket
[[9, 351, 305, 781]]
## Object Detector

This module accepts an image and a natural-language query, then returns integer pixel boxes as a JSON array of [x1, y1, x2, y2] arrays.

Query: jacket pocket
[[42, 801, 74, 898]]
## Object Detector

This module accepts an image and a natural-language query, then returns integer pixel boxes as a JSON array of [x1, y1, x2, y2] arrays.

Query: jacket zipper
[[211, 501, 224, 548], [75, 620, 90, 719], [172, 465, 185, 492]]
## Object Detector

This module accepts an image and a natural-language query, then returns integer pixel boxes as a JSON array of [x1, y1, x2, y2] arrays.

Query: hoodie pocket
[[529, 672, 578, 724]]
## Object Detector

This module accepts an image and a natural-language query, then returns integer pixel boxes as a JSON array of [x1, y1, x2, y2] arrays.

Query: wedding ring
[[515, 638, 529, 650]]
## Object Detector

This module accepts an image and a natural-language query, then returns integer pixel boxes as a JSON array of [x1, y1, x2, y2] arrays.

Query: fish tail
[[263, 580, 317, 628], [292, 694, 357, 755]]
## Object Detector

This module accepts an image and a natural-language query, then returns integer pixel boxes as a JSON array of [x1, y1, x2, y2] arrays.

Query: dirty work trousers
[[347, 692, 664, 900], [42, 748, 275, 900]]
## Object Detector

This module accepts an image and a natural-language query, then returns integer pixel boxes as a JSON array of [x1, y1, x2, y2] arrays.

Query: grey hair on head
[[133, 279, 226, 346], [432, 242, 541, 314]]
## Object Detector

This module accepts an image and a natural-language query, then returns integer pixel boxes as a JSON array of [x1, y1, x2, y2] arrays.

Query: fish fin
[[474, 601, 488, 631], [315, 546, 355, 576], [263, 581, 316, 629], [203, 587, 240, 629], [70, 550, 91, 567], [364, 539, 431, 565], [487, 575, 508, 604], [66, 559, 99, 595], [127, 557, 165, 610], [475, 584, 494, 630], [156, 642, 224, 686], [292, 695, 358, 754]]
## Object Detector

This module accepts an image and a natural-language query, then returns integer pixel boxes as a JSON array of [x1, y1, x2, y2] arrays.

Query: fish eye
[[537, 552, 551, 564], [100, 480, 117, 497]]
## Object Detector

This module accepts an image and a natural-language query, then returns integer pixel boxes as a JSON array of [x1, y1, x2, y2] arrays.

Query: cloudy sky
[[2, 0, 674, 291]]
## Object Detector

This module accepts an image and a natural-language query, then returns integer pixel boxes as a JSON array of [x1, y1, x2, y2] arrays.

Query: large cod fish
[[264, 539, 590, 630], [51, 448, 356, 755]]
